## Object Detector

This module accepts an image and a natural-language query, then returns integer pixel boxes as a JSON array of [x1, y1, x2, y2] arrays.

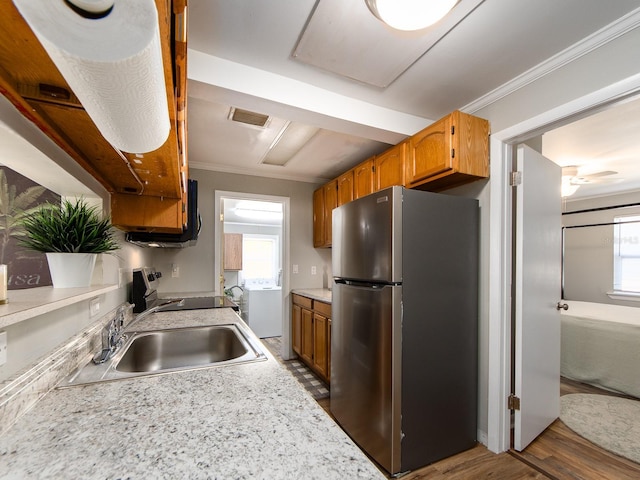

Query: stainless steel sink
[[116, 325, 252, 373], [59, 323, 267, 387]]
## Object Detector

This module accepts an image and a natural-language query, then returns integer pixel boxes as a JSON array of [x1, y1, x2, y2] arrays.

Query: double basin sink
[[60, 322, 268, 387]]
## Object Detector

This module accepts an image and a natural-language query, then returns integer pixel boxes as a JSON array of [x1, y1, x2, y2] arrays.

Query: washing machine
[[243, 286, 283, 338]]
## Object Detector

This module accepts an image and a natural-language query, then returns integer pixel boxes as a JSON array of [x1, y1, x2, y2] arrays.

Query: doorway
[[487, 83, 640, 453], [214, 191, 291, 358]]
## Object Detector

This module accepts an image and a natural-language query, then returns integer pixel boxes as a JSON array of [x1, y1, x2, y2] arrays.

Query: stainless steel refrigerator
[[331, 186, 478, 475]]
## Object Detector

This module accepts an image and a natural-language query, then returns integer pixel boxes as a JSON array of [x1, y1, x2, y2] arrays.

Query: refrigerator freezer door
[[332, 186, 403, 283], [330, 281, 402, 474]]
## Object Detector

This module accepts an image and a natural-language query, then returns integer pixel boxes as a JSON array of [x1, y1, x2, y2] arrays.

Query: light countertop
[[291, 288, 332, 303], [0, 308, 383, 479]]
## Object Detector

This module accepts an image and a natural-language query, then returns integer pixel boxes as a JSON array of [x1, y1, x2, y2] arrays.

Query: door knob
[[556, 302, 569, 311]]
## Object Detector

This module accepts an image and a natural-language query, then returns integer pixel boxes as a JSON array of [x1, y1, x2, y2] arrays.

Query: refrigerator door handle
[[334, 278, 396, 288], [336, 279, 387, 288]]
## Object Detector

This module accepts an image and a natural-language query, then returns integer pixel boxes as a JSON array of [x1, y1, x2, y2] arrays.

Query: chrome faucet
[[92, 298, 184, 364], [130, 298, 185, 329], [224, 285, 244, 297]]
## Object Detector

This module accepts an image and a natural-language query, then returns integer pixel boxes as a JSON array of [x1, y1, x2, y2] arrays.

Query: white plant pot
[[45, 252, 98, 288]]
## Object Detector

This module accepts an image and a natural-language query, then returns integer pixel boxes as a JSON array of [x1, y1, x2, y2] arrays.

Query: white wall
[[0, 231, 155, 381], [473, 24, 640, 452], [152, 168, 331, 295], [563, 191, 640, 307]]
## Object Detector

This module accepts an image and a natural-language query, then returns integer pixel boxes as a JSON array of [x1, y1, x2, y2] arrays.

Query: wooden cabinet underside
[[0, 0, 189, 232]]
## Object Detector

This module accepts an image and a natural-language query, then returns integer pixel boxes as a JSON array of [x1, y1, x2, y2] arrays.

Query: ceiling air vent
[[228, 107, 270, 128]]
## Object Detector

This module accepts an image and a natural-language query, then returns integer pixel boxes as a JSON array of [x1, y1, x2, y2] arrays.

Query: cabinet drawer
[[314, 300, 332, 317], [292, 294, 312, 309]]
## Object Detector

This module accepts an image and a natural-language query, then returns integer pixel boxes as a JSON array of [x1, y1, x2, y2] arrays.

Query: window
[[242, 234, 279, 284], [613, 215, 640, 292]]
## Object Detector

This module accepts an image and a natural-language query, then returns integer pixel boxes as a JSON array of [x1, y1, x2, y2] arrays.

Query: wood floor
[[317, 378, 640, 479]]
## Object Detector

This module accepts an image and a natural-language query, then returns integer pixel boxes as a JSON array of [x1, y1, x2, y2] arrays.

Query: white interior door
[[513, 144, 562, 451]]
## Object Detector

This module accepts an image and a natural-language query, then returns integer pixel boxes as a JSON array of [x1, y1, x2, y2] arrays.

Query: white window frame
[[611, 214, 640, 296], [242, 234, 280, 284]]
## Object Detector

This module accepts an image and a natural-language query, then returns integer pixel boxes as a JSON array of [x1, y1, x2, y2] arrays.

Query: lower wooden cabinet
[[292, 303, 302, 354], [291, 293, 331, 384], [301, 307, 314, 365]]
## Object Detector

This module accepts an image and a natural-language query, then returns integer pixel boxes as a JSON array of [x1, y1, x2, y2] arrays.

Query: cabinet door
[[327, 318, 332, 382], [223, 233, 243, 270], [323, 180, 337, 247], [301, 307, 314, 365], [312, 187, 325, 248], [353, 159, 374, 199], [375, 142, 406, 191], [407, 114, 453, 184], [292, 303, 302, 355], [313, 312, 328, 379], [337, 171, 354, 206]]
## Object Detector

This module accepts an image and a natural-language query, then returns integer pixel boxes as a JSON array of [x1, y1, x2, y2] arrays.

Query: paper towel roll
[[13, 0, 170, 153]]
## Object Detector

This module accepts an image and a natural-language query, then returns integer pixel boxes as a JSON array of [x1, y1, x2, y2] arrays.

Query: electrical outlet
[[0, 331, 7, 366], [171, 263, 179, 278], [89, 297, 100, 317], [311, 266, 317, 275], [293, 264, 299, 274]]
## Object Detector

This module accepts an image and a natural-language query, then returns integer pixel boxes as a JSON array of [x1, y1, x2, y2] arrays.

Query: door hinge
[[451, 125, 455, 135], [451, 148, 455, 158], [508, 394, 521, 410], [510, 171, 522, 186]]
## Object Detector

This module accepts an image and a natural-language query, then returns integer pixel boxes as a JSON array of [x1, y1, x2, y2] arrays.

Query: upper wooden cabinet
[[375, 142, 406, 191], [337, 170, 354, 206], [0, 0, 189, 233], [406, 110, 489, 191], [313, 113, 488, 248], [312, 187, 325, 248], [353, 158, 375, 199], [313, 179, 337, 248], [223, 233, 243, 271], [324, 180, 338, 247]]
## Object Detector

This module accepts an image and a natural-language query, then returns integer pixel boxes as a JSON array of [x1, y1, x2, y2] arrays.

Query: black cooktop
[[159, 296, 240, 312]]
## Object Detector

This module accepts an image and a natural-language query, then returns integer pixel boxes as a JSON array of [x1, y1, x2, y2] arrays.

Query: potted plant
[[19, 198, 119, 288]]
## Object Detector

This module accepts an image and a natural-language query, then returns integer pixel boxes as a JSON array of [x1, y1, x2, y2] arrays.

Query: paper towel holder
[[14, 0, 171, 154], [64, 0, 114, 19]]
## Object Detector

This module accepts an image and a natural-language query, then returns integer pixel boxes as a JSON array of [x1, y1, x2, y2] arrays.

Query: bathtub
[[561, 300, 640, 398]]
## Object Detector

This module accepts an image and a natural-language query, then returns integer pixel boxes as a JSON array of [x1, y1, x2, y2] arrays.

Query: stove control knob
[[147, 273, 156, 282], [155, 272, 163, 279]]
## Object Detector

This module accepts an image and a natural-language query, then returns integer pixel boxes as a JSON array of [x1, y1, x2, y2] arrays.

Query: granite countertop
[[291, 288, 332, 304], [0, 308, 383, 479]]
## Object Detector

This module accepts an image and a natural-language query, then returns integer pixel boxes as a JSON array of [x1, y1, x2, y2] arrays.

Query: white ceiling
[[542, 96, 640, 199], [186, 0, 640, 198]]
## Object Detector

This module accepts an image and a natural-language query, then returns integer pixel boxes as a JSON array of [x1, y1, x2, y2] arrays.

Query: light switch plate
[[89, 297, 100, 317], [0, 331, 7, 366]]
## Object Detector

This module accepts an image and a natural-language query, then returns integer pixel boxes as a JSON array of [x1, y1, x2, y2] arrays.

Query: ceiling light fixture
[[365, 0, 458, 31], [561, 178, 580, 197], [233, 201, 283, 221], [262, 122, 320, 167]]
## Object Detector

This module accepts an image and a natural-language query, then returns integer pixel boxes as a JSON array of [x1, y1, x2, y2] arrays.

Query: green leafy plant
[[19, 198, 119, 253]]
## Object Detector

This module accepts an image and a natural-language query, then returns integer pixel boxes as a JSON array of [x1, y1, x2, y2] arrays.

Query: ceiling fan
[[561, 165, 619, 197], [562, 165, 618, 184]]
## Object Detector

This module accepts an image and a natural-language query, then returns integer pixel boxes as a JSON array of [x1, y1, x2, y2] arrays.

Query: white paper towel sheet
[[13, 0, 170, 153]]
